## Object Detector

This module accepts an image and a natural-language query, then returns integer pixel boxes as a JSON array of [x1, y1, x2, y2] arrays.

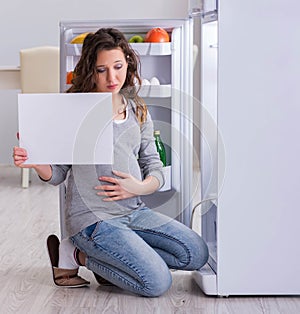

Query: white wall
[[1, 0, 188, 65], [0, 0, 189, 164]]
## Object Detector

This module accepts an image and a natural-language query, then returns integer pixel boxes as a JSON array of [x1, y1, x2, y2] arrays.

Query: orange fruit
[[144, 28, 170, 43], [66, 71, 73, 84]]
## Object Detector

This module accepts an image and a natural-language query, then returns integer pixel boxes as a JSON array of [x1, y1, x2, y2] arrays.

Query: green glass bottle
[[154, 130, 167, 167]]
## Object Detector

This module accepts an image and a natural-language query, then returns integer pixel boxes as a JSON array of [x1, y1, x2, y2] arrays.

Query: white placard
[[18, 93, 113, 164]]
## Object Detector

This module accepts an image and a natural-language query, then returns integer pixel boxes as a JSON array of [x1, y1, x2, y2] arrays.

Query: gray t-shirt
[[46, 100, 164, 236]]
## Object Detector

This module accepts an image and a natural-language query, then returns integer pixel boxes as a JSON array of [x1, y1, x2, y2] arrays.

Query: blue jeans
[[71, 208, 208, 297]]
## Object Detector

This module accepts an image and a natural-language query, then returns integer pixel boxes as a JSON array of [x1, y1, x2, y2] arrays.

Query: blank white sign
[[18, 93, 113, 164]]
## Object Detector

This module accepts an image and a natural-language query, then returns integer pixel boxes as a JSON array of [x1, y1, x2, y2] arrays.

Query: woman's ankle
[[74, 248, 86, 266], [78, 251, 87, 266]]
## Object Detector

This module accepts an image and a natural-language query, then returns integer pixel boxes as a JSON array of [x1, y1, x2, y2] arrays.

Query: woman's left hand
[[95, 170, 143, 201], [95, 170, 159, 201]]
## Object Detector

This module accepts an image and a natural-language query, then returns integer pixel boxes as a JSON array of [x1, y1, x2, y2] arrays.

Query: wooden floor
[[1, 165, 300, 314]]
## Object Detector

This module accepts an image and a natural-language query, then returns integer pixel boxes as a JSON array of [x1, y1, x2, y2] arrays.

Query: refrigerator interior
[[59, 19, 195, 237]]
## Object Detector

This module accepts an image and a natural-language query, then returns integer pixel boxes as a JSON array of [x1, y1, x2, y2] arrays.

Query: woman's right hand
[[13, 146, 53, 181], [13, 146, 36, 169]]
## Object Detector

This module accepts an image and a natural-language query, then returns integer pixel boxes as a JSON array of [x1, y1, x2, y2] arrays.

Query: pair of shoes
[[47, 234, 90, 288], [93, 272, 115, 286]]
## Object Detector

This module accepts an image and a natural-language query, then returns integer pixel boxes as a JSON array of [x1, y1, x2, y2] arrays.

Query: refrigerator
[[59, 0, 300, 296], [192, 0, 300, 296]]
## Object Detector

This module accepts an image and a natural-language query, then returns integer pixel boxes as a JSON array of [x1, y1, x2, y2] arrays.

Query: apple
[[144, 28, 170, 43], [128, 35, 144, 43]]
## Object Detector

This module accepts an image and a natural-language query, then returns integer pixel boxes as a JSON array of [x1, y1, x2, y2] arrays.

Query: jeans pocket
[[82, 221, 103, 239]]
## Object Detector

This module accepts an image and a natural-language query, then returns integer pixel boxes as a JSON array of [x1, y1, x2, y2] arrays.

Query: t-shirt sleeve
[[40, 165, 71, 186]]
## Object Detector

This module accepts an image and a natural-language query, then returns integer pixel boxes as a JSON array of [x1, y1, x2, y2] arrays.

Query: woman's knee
[[185, 231, 209, 270], [142, 265, 172, 297]]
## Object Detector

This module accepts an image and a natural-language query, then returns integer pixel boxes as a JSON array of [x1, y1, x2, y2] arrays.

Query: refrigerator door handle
[[189, 0, 204, 16]]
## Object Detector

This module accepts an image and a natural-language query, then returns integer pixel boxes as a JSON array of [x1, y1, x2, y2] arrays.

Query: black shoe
[[93, 272, 114, 286], [46, 234, 90, 288]]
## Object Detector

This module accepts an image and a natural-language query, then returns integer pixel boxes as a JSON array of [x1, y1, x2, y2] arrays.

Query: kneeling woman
[[14, 28, 208, 297]]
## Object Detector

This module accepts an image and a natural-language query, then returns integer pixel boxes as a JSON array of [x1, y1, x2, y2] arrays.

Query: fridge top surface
[[60, 19, 190, 31]]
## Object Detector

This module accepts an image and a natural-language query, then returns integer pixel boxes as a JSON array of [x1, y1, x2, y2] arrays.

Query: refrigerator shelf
[[158, 165, 171, 192], [130, 42, 172, 56], [65, 42, 172, 57], [138, 84, 171, 98], [63, 84, 171, 98]]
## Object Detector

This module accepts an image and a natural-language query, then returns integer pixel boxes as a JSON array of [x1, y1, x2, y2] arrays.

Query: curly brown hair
[[67, 28, 147, 124]]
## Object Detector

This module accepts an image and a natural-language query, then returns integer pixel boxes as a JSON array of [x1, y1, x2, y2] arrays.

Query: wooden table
[[0, 66, 21, 90], [0, 66, 20, 166]]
